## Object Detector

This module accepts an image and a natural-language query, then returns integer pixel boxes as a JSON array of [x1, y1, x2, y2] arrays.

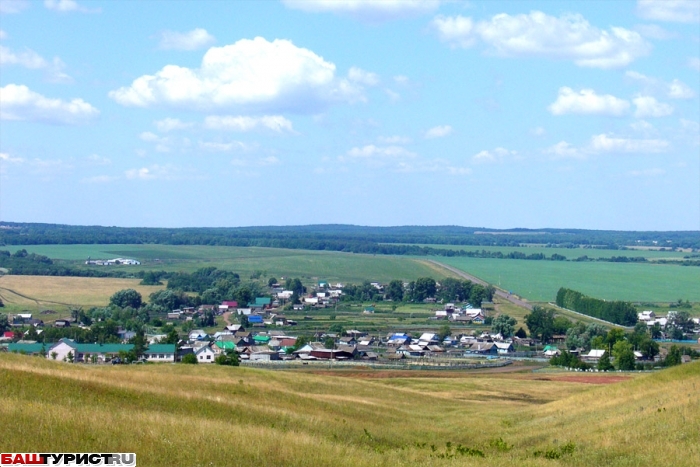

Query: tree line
[[556, 288, 638, 326]]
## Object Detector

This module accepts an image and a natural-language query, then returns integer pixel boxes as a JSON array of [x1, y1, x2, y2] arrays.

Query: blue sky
[[1, 0, 698, 230]]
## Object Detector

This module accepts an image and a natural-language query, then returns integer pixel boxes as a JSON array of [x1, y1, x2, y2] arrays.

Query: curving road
[[427, 260, 533, 311]]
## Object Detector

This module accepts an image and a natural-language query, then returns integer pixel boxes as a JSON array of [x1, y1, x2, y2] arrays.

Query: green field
[[435, 256, 700, 303], [405, 243, 689, 260], [13, 245, 454, 284], [1, 354, 698, 467]]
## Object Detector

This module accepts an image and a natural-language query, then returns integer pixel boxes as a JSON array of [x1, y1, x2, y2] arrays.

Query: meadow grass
[[14, 245, 455, 284], [0, 353, 697, 467], [435, 256, 700, 302]]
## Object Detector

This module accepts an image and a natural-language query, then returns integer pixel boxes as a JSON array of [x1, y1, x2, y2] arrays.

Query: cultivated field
[[0, 275, 165, 312], [435, 256, 700, 303], [13, 244, 454, 284], [0, 354, 697, 467]]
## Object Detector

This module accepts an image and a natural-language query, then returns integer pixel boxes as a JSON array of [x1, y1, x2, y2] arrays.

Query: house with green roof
[[8, 342, 47, 355], [46, 338, 175, 363]]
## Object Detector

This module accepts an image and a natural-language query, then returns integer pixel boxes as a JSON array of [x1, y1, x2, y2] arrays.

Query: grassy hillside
[[436, 256, 700, 302], [0, 354, 697, 466]]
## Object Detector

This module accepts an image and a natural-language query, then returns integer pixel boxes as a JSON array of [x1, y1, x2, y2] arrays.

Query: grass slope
[[0, 354, 697, 467], [436, 256, 700, 302]]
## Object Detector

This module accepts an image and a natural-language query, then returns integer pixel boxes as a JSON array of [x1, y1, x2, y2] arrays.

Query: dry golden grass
[[1, 353, 697, 467], [0, 275, 165, 309]]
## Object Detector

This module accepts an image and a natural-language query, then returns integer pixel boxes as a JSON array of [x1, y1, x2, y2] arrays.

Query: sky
[[0, 0, 699, 230]]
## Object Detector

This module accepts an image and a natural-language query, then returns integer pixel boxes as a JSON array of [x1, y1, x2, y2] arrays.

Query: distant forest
[[0, 223, 698, 268]]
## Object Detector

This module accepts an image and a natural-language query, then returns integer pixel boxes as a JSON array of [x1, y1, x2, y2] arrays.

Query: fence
[[241, 359, 513, 371]]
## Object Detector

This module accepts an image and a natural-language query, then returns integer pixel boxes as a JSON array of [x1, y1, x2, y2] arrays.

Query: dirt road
[[428, 260, 533, 311]]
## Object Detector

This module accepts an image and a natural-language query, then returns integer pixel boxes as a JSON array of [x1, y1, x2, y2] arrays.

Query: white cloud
[[472, 147, 516, 163], [282, 0, 441, 22], [139, 131, 160, 143], [431, 11, 650, 68], [346, 144, 416, 159], [590, 133, 669, 153], [0, 30, 7, 39], [394, 159, 472, 175], [667, 79, 696, 99], [629, 168, 665, 177], [0, 152, 25, 163], [544, 141, 584, 159], [44, 0, 98, 13], [199, 141, 248, 152], [203, 115, 293, 132], [384, 88, 401, 102], [0, 45, 71, 82], [424, 125, 453, 138], [548, 87, 630, 116], [530, 126, 546, 137], [633, 95, 674, 117], [125, 164, 180, 181], [637, 0, 700, 23], [627, 71, 696, 100], [689, 57, 700, 71], [154, 117, 194, 132], [545, 133, 669, 158], [0, 84, 98, 124], [393, 75, 409, 85], [348, 67, 379, 86], [0, 1, 29, 14], [158, 28, 215, 51], [109, 37, 366, 113]]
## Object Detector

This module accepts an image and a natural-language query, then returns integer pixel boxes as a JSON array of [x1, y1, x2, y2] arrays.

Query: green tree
[[650, 322, 663, 339], [606, 328, 626, 348], [612, 340, 636, 371], [129, 331, 148, 359], [515, 327, 527, 338], [0, 313, 8, 333], [163, 328, 180, 345], [597, 351, 614, 371], [181, 353, 198, 364], [437, 324, 451, 342], [109, 289, 143, 309], [215, 349, 240, 366], [524, 306, 555, 343], [267, 277, 278, 287], [491, 314, 517, 338], [411, 277, 436, 302], [386, 280, 404, 301], [639, 338, 659, 360], [66, 351, 74, 363], [139, 271, 162, 286], [665, 345, 682, 367], [324, 337, 336, 350]]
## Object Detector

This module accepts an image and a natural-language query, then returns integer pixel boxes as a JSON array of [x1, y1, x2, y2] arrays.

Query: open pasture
[[15, 244, 454, 284], [436, 256, 700, 303], [0, 354, 697, 467]]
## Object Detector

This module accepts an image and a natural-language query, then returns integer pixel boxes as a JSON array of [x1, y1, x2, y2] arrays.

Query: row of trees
[[342, 278, 494, 305], [556, 288, 638, 326]]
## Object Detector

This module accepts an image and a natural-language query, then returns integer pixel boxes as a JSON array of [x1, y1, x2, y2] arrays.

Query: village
[[3, 279, 698, 368]]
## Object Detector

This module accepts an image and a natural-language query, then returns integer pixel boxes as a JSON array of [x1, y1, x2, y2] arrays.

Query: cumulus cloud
[[545, 133, 669, 158], [154, 117, 194, 132], [82, 175, 119, 184], [0, 45, 71, 82], [637, 0, 700, 23], [0, 84, 98, 124], [109, 37, 367, 113], [0, 152, 25, 163], [158, 28, 215, 51], [0, 30, 6, 39], [626, 71, 696, 99], [431, 11, 650, 68], [633, 95, 674, 118], [472, 147, 516, 163], [348, 67, 379, 86], [424, 125, 453, 138], [125, 164, 181, 181], [548, 87, 630, 116], [634, 24, 676, 40], [378, 135, 411, 144], [530, 126, 546, 137], [394, 159, 472, 175], [44, 0, 98, 13], [345, 144, 416, 159], [689, 57, 700, 71], [203, 115, 293, 132], [199, 141, 248, 152], [282, 0, 441, 22], [86, 154, 111, 165]]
